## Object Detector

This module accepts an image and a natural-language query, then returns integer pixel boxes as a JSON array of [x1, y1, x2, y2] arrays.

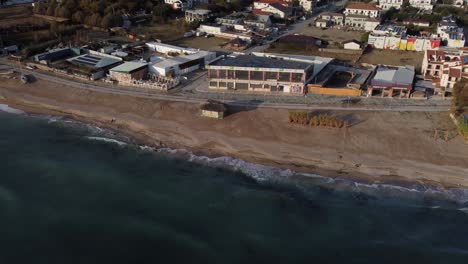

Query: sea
[[1, 104, 468, 263]]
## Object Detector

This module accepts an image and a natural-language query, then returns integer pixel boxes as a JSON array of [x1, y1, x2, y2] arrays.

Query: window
[[209, 81, 218, 87], [250, 71, 263, 80], [209, 69, 218, 78], [227, 70, 235, 79], [291, 73, 303, 82], [279, 72, 290, 82], [235, 70, 248, 80], [218, 70, 227, 78], [265, 71, 278, 80]]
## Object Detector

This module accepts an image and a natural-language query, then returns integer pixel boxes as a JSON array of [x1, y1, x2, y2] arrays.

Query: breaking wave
[[0, 104, 25, 115]]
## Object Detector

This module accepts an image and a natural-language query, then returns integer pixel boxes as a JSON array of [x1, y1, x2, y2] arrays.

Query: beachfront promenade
[[0, 61, 450, 113]]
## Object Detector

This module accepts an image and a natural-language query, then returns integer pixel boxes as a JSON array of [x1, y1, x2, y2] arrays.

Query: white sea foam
[[86, 136, 127, 146], [0, 104, 25, 115]]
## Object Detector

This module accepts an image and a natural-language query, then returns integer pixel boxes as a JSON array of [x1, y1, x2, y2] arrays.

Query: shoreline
[[0, 97, 466, 192], [1, 78, 467, 191]]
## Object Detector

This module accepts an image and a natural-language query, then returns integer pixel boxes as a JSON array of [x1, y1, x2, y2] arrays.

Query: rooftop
[[185, 9, 211, 15], [211, 54, 312, 70], [371, 65, 415, 86], [346, 2, 381, 11], [110, 61, 147, 73], [66, 54, 121, 69]]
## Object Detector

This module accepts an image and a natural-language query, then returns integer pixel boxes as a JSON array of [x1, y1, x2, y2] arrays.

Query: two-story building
[[422, 48, 468, 95], [408, 0, 433, 11], [253, 0, 292, 19], [343, 3, 381, 19], [378, 0, 403, 10]]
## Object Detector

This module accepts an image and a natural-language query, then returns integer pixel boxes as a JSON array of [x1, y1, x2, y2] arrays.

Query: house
[[207, 53, 317, 94], [198, 24, 227, 35], [317, 12, 344, 26], [402, 18, 430, 27], [436, 16, 465, 48], [307, 63, 371, 96], [299, 0, 313, 12], [343, 40, 362, 50], [343, 3, 381, 19], [165, 0, 192, 10], [200, 100, 226, 119], [344, 15, 380, 31], [315, 19, 329, 28], [367, 65, 415, 98], [108, 62, 148, 84], [253, 0, 292, 19], [422, 49, 468, 95], [185, 9, 211, 23], [409, 0, 433, 10], [378, 0, 403, 10]]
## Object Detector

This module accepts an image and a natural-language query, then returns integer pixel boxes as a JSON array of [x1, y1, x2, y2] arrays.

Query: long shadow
[[225, 99, 264, 117]]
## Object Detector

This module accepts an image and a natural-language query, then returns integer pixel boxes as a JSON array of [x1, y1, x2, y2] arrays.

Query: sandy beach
[[1, 77, 468, 189]]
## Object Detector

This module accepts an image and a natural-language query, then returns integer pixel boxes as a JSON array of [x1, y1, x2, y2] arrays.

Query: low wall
[[308, 86, 361, 96], [318, 48, 362, 55]]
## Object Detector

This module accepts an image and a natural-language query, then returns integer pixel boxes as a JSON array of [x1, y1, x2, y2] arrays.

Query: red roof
[[255, 0, 289, 5], [346, 3, 381, 11], [270, 2, 292, 13], [252, 9, 272, 16]]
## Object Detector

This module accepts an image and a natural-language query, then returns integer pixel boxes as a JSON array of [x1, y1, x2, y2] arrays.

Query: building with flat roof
[[33, 48, 80, 64], [367, 65, 415, 97], [207, 54, 316, 94], [145, 42, 216, 77], [108, 62, 148, 84], [66, 52, 122, 80], [185, 9, 211, 23]]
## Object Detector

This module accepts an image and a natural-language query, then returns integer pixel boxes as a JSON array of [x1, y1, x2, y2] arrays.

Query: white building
[[198, 24, 227, 35], [343, 40, 362, 50], [436, 16, 465, 48], [185, 9, 211, 23], [343, 3, 381, 19], [378, 0, 403, 10], [165, 0, 192, 11], [408, 0, 433, 11], [145, 42, 216, 77], [253, 0, 292, 19], [299, 0, 313, 12]]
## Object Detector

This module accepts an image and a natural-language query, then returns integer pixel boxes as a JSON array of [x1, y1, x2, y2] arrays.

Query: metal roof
[[110, 62, 148, 73], [67, 54, 121, 69], [211, 55, 311, 70], [372, 66, 415, 86]]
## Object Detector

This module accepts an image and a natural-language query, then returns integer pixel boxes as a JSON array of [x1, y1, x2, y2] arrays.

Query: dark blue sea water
[[1, 108, 468, 264]]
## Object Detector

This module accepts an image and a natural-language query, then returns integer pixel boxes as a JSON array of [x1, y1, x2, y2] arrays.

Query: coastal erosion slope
[[1, 78, 467, 188]]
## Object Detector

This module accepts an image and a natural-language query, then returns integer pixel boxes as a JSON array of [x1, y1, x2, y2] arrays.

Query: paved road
[[0, 64, 449, 112]]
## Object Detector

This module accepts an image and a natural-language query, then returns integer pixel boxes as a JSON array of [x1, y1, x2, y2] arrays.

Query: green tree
[[361, 32, 370, 43], [452, 78, 468, 115], [72, 10, 85, 24]]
